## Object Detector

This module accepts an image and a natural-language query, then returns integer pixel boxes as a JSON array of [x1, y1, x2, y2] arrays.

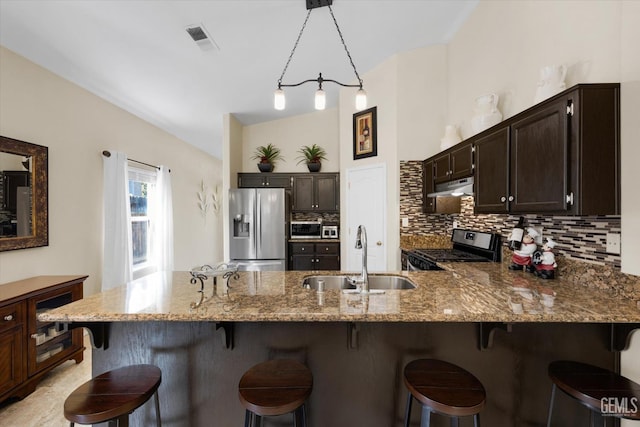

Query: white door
[[345, 163, 387, 272]]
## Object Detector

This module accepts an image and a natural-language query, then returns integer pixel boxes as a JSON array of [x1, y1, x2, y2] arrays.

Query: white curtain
[[102, 151, 133, 291], [153, 165, 174, 272]]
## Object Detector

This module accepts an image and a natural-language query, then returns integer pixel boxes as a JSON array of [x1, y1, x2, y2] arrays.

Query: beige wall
[[448, 0, 622, 140], [241, 108, 339, 173], [397, 45, 449, 161], [0, 46, 223, 295], [222, 113, 244, 261]]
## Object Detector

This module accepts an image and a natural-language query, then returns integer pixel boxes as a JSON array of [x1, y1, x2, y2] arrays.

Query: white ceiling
[[0, 0, 477, 158]]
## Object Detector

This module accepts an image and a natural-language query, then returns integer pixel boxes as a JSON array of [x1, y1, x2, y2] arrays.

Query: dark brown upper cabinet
[[432, 141, 474, 184], [473, 83, 620, 215], [237, 173, 292, 189], [292, 173, 339, 212], [422, 159, 436, 214]]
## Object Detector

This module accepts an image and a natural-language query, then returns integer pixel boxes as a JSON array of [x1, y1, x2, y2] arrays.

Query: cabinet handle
[[3, 314, 13, 321], [301, 248, 305, 251], [566, 192, 574, 205], [500, 197, 506, 202], [508, 196, 514, 202]]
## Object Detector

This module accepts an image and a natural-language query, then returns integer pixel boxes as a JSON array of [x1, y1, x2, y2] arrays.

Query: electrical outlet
[[606, 233, 621, 254], [401, 217, 409, 227], [453, 220, 459, 229]]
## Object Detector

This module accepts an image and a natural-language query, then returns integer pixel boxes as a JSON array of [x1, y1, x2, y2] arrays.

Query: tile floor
[[0, 335, 91, 427]]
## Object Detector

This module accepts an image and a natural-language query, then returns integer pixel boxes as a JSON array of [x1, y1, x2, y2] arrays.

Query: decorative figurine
[[509, 227, 539, 272], [534, 238, 557, 279]]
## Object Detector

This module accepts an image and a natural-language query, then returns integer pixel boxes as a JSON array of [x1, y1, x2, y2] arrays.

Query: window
[[128, 167, 157, 278]]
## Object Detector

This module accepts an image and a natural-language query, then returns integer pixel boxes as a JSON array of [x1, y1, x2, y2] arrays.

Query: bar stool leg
[[154, 390, 161, 427], [404, 393, 413, 427], [244, 409, 252, 427], [420, 405, 431, 427], [474, 413, 481, 427], [293, 404, 307, 427], [254, 414, 262, 427], [451, 417, 459, 427], [546, 383, 557, 427]]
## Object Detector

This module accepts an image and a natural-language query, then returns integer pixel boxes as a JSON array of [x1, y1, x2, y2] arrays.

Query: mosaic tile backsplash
[[400, 161, 622, 269]]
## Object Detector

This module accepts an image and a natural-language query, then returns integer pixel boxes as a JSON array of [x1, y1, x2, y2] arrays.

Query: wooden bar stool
[[238, 359, 313, 427], [547, 360, 640, 426], [403, 359, 485, 427], [64, 364, 162, 427]]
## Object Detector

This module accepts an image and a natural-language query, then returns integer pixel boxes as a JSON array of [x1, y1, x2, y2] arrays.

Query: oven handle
[[407, 258, 421, 271]]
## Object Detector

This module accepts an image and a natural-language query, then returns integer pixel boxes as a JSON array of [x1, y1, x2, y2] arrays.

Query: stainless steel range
[[406, 229, 502, 270]]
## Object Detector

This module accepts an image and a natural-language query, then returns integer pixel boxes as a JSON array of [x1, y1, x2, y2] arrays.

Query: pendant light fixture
[[274, 0, 367, 111]]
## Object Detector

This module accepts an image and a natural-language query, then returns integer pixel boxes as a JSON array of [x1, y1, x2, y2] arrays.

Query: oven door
[[406, 254, 443, 271]]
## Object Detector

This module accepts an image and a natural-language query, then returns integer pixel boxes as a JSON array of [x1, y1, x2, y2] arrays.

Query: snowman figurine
[[534, 238, 558, 279], [509, 227, 539, 272]]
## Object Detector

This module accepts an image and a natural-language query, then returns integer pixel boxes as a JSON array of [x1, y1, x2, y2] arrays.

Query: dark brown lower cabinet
[[0, 275, 86, 402], [290, 242, 340, 270]]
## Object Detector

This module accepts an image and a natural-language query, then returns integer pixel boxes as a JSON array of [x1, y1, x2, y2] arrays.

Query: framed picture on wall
[[353, 106, 377, 160]]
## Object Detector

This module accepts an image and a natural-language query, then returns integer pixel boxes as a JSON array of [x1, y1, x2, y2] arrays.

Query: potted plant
[[296, 144, 327, 172], [251, 143, 283, 172]]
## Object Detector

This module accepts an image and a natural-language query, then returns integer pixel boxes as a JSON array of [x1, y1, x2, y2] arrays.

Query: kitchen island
[[41, 265, 640, 427]]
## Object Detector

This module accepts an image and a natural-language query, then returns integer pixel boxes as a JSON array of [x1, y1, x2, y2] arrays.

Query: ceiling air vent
[[185, 24, 219, 52]]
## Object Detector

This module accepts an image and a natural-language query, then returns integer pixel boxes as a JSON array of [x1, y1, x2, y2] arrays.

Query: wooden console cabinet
[[0, 275, 86, 402]]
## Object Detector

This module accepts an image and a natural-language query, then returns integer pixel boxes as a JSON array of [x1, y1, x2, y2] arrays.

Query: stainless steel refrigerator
[[229, 188, 286, 271]]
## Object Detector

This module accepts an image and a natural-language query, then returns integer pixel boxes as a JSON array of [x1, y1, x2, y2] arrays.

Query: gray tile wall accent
[[400, 161, 622, 268]]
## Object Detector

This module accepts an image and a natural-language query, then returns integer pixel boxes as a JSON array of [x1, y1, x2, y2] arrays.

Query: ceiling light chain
[[274, 1, 367, 111], [277, 9, 312, 88], [327, 5, 362, 87]]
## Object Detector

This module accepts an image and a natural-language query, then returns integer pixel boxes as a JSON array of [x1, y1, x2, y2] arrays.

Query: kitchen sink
[[301, 275, 416, 290]]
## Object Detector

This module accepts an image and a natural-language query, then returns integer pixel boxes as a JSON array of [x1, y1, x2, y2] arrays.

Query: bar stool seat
[[64, 364, 161, 427], [238, 359, 313, 427], [547, 360, 640, 425], [403, 359, 485, 427]]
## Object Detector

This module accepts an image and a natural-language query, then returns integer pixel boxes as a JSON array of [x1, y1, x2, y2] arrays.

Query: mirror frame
[[0, 135, 48, 251]]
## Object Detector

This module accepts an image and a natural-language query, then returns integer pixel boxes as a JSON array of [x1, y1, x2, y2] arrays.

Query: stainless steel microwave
[[290, 221, 322, 239]]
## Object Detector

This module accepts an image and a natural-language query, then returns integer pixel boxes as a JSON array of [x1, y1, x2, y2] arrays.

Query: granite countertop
[[39, 261, 640, 324]]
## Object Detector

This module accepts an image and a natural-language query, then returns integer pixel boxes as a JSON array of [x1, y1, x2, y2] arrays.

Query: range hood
[[427, 177, 474, 198]]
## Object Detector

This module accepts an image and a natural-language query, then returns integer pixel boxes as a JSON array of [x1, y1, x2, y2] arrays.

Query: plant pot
[[258, 163, 273, 173], [307, 162, 321, 172]]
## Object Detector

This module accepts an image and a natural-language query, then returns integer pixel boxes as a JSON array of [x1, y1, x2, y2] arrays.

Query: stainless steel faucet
[[354, 225, 369, 293]]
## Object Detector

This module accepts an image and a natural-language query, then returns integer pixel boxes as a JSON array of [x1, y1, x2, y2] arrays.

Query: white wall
[[241, 108, 339, 173], [0, 46, 223, 295]]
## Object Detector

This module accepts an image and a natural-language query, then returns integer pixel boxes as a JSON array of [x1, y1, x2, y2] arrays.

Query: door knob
[[376, 241, 382, 246]]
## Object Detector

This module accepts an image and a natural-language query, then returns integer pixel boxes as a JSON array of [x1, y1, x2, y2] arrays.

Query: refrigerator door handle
[[256, 192, 261, 256]]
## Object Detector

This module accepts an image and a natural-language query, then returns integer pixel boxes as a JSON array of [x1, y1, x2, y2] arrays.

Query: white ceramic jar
[[440, 125, 462, 151], [471, 93, 502, 134]]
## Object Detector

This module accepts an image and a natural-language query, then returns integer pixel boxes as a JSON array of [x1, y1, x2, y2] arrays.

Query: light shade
[[355, 88, 367, 110], [274, 89, 285, 110], [314, 88, 326, 110]]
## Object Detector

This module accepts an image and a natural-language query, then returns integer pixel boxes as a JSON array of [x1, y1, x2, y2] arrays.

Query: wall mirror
[[0, 135, 48, 251]]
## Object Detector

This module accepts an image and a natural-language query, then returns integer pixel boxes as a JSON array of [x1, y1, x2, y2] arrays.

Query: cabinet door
[[422, 160, 436, 214], [432, 153, 451, 184], [292, 176, 314, 211], [315, 175, 338, 212], [238, 174, 265, 188], [315, 256, 340, 270], [291, 255, 316, 270], [510, 97, 569, 213], [0, 301, 25, 397], [449, 142, 474, 180], [265, 175, 292, 189], [0, 327, 23, 396], [474, 127, 510, 214]]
